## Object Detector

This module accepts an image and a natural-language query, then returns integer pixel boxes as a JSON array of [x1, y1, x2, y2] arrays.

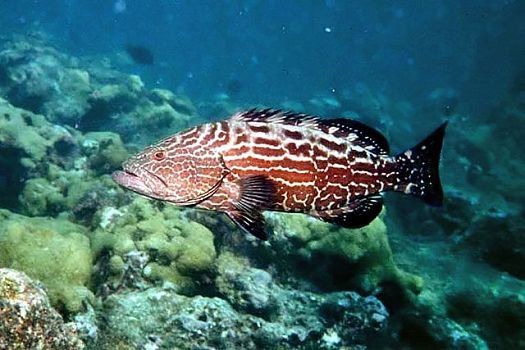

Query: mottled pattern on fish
[[113, 109, 447, 240]]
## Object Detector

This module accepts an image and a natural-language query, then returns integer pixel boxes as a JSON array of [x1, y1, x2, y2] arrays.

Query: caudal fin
[[393, 122, 447, 206]]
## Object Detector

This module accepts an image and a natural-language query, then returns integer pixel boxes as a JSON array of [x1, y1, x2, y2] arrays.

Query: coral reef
[[1, 31, 524, 349], [0, 34, 198, 145], [0, 268, 84, 349]]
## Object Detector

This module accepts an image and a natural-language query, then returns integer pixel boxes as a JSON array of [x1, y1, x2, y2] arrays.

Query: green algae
[[0, 210, 93, 315]]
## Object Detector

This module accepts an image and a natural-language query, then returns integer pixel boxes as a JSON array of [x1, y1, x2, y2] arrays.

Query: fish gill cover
[[0, 1, 524, 349]]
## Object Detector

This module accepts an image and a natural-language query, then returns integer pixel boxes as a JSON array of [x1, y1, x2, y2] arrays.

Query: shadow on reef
[[0, 144, 26, 210]]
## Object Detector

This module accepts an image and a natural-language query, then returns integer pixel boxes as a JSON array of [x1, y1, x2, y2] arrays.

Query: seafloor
[[0, 33, 523, 350]]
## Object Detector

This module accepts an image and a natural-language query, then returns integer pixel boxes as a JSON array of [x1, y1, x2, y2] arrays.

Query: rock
[[96, 283, 388, 349], [308, 94, 342, 113], [390, 307, 488, 350], [215, 251, 389, 348], [0, 268, 84, 349], [460, 210, 525, 279], [215, 252, 278, 318], [445, 284, 525, 349], [72, 304, 98, 347]]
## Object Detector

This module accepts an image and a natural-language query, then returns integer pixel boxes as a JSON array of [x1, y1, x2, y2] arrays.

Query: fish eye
[[153, 151, 166, 161]]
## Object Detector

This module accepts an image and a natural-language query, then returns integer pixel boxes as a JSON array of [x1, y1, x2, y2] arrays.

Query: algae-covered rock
[[82, 131, 129, 175], [18, 172, 123, 222], [149, 88, 197, 116], [0, 210, 93, 315], [82, 74, 193, 144], [0, 268, 85, 349], [0, 35, 196, 146], [0, 97, 82, 211], [19, 177, 65, 216], [266, 212, 422, 296], [0, 34, 93, 125]]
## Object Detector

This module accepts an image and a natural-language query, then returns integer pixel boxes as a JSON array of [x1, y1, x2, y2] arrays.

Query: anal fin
[[315, 196, 383, 229], [226, 175, 276, 240]]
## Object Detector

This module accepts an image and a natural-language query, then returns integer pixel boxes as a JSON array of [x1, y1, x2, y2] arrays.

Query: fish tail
[[391, 122, 448, 206]]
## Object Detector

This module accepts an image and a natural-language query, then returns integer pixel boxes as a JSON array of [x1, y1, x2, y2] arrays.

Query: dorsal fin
[[232, 108, 320, 128], [319, 118, 390, 155], [232, 109, 389, 155]]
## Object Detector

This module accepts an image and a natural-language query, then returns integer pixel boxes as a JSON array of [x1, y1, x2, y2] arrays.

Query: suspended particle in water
[[114, 0, 126, 14]]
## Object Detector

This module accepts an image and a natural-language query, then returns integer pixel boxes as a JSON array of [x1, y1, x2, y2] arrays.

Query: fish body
[[113, 109, 447, 239]]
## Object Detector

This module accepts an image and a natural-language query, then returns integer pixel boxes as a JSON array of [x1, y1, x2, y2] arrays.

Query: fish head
[[112, 138, 228, 205], [112, 144, 177, 201]]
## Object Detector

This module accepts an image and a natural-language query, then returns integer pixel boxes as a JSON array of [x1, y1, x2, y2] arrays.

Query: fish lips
[[112, 168, 166, 196], [112, 170, 152, 196]]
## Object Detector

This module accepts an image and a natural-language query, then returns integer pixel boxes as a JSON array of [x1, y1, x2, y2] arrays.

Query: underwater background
[[0, 1, 524, 349]]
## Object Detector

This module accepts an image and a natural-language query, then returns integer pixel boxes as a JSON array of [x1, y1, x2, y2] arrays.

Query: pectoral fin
[[315, 196, 383, 229], [227, 210, 268, 240], [225, 175, 276, 240]]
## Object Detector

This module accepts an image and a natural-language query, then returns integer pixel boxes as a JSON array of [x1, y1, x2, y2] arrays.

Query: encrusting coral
[[0, 210, 94, 315], [91, 198, 216, 294], [265, 211, 423, 296]]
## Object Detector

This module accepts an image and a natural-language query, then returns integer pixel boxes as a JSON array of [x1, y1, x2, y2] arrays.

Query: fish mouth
[[112, 170, 150, 195], [112, 168, 169, 199]]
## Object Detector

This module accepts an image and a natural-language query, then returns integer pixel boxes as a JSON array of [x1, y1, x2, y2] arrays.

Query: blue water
[[1, 1, 524, 349], [3, 1, 523, 113]]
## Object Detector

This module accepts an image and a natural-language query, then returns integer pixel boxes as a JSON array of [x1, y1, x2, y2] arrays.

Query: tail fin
[[392, 122, 447, 206]]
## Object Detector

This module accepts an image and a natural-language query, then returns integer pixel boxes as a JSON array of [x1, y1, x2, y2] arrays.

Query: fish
[[112, 109, 447, 240], [226, 79, 243, 96], [125, 44, 154, 65]]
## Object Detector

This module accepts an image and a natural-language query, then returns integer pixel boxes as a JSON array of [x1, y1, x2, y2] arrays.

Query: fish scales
[[113, 109, 447, 240]]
